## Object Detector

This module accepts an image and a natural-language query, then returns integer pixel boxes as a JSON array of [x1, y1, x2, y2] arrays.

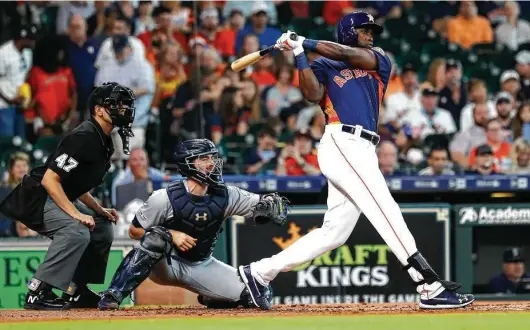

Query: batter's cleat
[[24, 290, 71, 310], [62, 287, 102, 309], [98, 292, 121, 311], [419, 290, 475, 309], [238, 265, 272, 310]]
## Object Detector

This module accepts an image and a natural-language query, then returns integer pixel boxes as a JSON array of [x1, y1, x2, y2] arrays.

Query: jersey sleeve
[[371, 47, 392, 86], [224, 186, 261, 218], [135, 189, 173, 229], [48, 133, 92, 179], [309, 58, 328, 84]]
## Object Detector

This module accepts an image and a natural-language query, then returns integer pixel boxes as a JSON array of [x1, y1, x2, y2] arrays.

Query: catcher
[[98, 139, 289, 310]]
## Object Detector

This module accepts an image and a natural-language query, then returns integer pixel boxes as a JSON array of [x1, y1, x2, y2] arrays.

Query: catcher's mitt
[[251, 193, 290, 226]]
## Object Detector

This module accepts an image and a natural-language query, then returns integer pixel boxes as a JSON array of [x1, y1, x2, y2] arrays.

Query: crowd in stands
[[2, 1, 530, 237]]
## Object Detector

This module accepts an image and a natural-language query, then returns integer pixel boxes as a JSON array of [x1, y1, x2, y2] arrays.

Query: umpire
[[0, 82, 136, 310]]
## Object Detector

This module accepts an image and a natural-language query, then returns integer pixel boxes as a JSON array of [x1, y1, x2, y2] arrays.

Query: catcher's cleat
[[24, 290, 71, 311], [238, 265, 272, 310], [98, 292, 121, 310], [62, 286, 101, 309], [419, 290, 475, 309]]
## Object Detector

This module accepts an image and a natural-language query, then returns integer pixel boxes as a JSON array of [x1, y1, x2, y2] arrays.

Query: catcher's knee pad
[[404, 251, 461, 291], [139, 226, 173, 260]]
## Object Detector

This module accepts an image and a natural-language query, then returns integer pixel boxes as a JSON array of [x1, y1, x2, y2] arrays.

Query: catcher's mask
[[88, 82, 136, 154], [174, 139, 224, 187]]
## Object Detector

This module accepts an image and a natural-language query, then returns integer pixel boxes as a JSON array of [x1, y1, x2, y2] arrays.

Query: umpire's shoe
[[24, 290, 71, 311], [238, 265, 272, 310], [419, 290, 475, 309], [98, 292, 121, 310], [62, 286, 102, 309]]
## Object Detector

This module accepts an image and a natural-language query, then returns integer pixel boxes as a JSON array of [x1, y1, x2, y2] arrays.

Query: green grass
[[1, 313, 530, 330]]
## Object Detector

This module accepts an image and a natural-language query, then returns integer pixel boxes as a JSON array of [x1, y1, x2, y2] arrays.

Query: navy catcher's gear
[[174, 139, 224, 187], [88, 82, 136, 154], [99, 226, 173, 307], [405, 251, 462, 291], [337, 11, 383, 46], [252, 193, 289, 226]]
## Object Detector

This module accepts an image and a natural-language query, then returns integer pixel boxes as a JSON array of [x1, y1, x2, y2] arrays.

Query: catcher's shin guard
[[404, 251, 461, 291], [100, 227, 173, 306]]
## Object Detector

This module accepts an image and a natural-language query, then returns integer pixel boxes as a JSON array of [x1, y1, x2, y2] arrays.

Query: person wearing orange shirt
[[447, 1, 493, 49], [194, 7, 240, 59], [469, 118, 512, 171], [276, 129, 321, 176]]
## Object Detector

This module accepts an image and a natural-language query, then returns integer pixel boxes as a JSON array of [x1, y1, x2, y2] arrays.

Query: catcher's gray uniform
[[136, 184, 259, 301]]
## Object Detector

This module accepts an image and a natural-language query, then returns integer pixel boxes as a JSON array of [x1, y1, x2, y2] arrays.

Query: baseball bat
[[231, 33, 298, 72]]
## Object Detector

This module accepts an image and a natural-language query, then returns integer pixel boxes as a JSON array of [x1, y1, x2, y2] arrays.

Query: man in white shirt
[[0, 25, 36, 137], [95, 35, 155, 162], [404, 87, 456, 140], [95, 15, 146, 69], [494, 92, 516, 141], [459, 79, 496, 132], [418, 146, 455, 176], [383, 63, 421, 125], [495, 1, 530, 51], [450, 103, 489, 169]]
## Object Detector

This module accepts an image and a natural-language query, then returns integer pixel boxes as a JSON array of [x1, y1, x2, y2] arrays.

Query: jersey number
[[55, 153, 78, 172]]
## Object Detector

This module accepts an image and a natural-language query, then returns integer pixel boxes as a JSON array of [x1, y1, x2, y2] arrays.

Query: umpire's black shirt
[[36, 117, 114, 201]]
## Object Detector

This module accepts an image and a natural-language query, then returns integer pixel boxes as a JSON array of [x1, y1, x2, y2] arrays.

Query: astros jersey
[[310, 47, 392, 132]]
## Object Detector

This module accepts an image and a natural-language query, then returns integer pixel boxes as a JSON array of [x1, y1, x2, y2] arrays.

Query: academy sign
[[457, 204, 530, 226]]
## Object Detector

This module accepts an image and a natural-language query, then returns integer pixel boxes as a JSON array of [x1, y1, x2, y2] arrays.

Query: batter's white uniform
[[249, 53, 446, 300]]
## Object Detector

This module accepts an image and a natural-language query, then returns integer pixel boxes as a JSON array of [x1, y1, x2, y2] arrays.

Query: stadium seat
[[33, 135, 60, 156]]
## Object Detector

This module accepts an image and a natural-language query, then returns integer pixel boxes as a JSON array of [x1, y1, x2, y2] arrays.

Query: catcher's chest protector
[[165, 181, 229, 262]]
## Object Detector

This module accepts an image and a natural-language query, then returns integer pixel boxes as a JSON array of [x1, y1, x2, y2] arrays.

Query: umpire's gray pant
[[32, 198, 114, 292], [149, 254, 245, 302]]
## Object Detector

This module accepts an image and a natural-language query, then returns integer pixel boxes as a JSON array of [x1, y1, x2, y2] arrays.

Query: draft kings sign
[[231, 205, 450, 305]]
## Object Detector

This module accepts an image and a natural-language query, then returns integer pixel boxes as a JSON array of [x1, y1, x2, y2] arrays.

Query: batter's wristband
[[302, 39, 318, 51], [295, 54, 310, 71]]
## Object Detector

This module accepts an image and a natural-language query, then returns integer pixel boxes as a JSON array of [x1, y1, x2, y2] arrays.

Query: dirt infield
[[0, 301, 529, 323]]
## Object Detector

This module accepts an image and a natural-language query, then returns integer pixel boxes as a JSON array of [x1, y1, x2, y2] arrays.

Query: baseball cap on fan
[[475, 144, 493, 156], [503, 248, 524, 263], [500, 70, 520, 84], [516, 50, 530, 65], [200, 7, 219, 21], [112, 34, 130, 53], [252, 2, 269, 16], [495, 91, 513, 104]]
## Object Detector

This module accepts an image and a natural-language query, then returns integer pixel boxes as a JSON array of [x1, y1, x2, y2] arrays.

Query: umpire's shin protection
[[405, 251, 461, 291], [103, 226, 173, 302]]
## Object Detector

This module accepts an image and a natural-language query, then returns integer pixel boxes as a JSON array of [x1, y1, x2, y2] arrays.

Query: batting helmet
[[174, 139, 224, 186], [337, 11, 383, 46]]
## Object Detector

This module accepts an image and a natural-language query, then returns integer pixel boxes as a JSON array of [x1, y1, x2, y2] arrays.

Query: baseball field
[[0, 302, 529, 330]]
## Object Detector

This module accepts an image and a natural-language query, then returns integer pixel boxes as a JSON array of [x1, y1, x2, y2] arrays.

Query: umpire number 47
[[55, 153, 79, 172]]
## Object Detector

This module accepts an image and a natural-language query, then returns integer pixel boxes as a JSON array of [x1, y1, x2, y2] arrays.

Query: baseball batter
[[238, 11, 475, 310], [98, 139, 288, 310]]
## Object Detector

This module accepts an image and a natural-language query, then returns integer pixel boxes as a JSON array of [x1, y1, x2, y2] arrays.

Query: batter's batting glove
[[285, 30, 305, 56]]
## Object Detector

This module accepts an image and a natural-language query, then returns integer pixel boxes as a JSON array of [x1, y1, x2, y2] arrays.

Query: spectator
[[0, 25, 35, 137], [438, 59, 468, 126], [450, 103, 489, 168], [218, 86, 248, 140], [239, 33, 260, 57], [322, 1, 355, 26], [447, 0, 493, 49], [89, 4, 117, 43], [27, 35, 77, 141], [394, 124, 424, 170], [95, 15, 146, 68], [384, 52, 403, 100], [64, 14, 100, 123], [223, 1, 278, 27], [276, 129, 321, 176], [418, 146, 455, 176], [489, 248, 530, 294], [138, 6, 188, 60], [240, 79, 261, 122], [265, 65, 302, 118], [495, 1, 530, 51], [235, 2, 282, 55], [377, 141, 402, 176], [494, 92, 516, 141], [194, 7, 237, 59], [95, 35, 155, 161], [245, 127, 279, 175], [134, 1, 155, 36], [459, 79, 497, 132], [465, 144, 499, 175], [151, 43, 187, 112], [431, 1, 459, 37], [512, 102, 530, 140], [515, 50, 530, 101], [468, 119, 512, 172], [163, 0, 192, 33], [218, 9, 246, 59], [426, 58, 447, 92], [111, 147, 166, 206], [405, 87, 456, 140], [506, 137, 530, 174], [1, 151, 38, 237], [250, 48, 277, 89], [500, 70, 522, 106], [278, 107, 298, 142], [383, 63, 420, 126], [56, 1, 94, 35]]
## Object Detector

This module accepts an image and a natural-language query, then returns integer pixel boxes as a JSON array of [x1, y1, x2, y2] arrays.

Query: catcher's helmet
[[88, 82, 136, 154], [174, 139, 224, 187], [337, 11, 383, 46]]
